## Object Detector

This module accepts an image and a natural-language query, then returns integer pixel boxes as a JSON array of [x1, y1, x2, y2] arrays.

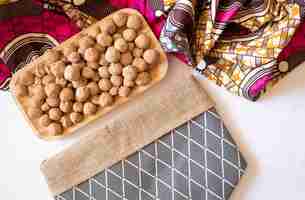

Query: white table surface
[[1, 57, 305, 200]]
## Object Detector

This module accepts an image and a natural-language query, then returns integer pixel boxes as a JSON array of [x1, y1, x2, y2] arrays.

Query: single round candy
[[132, 48, 143, 58], [109, 86, 119, 96], [143, 49, 159, 65], [98, 78, 112, 91], [87, 82, 100, 96], [90, 95, 100, 105], [46, 97, 60, 107], [279, 61, 289, 72], [110, 75, 123, 87], [135, 72, 151, 86], [120, 52, 133, 65], [39, 114, 51, 127], [61, 115, 73, 128], [98, 66, 111, 78], [118, 86, 131, 97], [75, 86, 90, 102], [132, 58, 148, 72], [49, 108, 63, 121], [64, 64, 81, 81], [47, 123, 63, 135], [70, 112, 83, 124], [67, 51, 81, 63], [27, 107, 42, 119], [42, 74, 55, 85], [135, 34, 150, 49], [108, 63, 123, 75], [41, 102, 50, 112], [122, 29, 137, 42], [122, 65, 138, 80], [87, 26, 100, 38], [96, 33, 113, 47], [100, 19, 117, 34], [73, 102, 83, 112], [83, 102, 97, 115], [59, 101, 73, 113], [114, 38, 128, 53], [50, 61, 66, 78], [79, 36, 95, 50], [45, 83, 61, 97], [105, 47, 120, 63], [82, 67, 96, 79], [19, 71, 34, 86], [84, 47, 100, 62], [127, 15, 142, 30], [99, 92, 113, 107], [113, 12, 128, 27], [59, 88, 74, 101]]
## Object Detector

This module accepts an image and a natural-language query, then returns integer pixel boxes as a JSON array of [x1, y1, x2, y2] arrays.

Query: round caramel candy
[[49, 108, 63, 121], [73, 102, 83, 113], [67, 51, 81, 63], [50, 60, 66, 77], [27, 107, 42, 119], [98, 66, 111, 78], [127, 15, 142, 30], [64, 64, 81, 81], [19, 71, 35, 86], [87, 26, 100, 38], [41, 102, 50, 112], [59, 101, 73, 113], [84, 47, 100, 62], [110, 75, 123, 87], [108, 63, 123, 75], [132, 58, 148, 72], [75, 86, 90, 102], [105, 46, 120, 63], [59, 88, 74, 101], [82, 67, 96, 79], [91, 95, 100, 105], [120, 52, 133, 65], [100, 19, 116, 34], [47, 123, 63, 135], [118, 86, 131, 97], [70, 112, 83, 124], [42, 74, 55, 85], [122, 65, 138, 81], [122, 29, 137, 42], [61, 115, 73, 128], [109, 86, 119, 96], [96, 33, 113, 47], [114, 38, 128, 53], [79, 35, 95, 50], [98, 78, 112, 91], [143, 49, 159, 65], [45, 83, 61, 97], [135, 34, 150, 49], [15, 84, 28, 97], [87, 82, 100, 96], [83, 102, 97, 115], [132, 48, 143, 58], [39, 114, 51, 127], [99, 92, 113, 107], [135, 72, 151, 86], [46, 97, 60, 107], [99, 54, 109, 66], [113, 12, 128, 27]]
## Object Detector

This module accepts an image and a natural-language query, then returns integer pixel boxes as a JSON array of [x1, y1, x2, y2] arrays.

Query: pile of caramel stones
[[13, 12, 160, 136]]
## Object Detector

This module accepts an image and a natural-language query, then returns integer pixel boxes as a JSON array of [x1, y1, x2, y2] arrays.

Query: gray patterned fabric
[[55, 108, 247, 200]]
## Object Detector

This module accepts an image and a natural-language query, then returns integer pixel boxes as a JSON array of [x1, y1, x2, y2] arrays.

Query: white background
[[1, 57, 305, 199]]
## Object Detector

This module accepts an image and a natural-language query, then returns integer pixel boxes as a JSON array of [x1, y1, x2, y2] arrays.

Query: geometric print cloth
[[55, 108, 247, 200]]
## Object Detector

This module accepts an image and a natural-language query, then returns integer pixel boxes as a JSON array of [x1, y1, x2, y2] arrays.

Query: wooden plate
[[10, 8, 168, 140]]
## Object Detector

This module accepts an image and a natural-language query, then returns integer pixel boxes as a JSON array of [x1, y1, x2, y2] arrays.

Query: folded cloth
[[160, 0, 305, 101]]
